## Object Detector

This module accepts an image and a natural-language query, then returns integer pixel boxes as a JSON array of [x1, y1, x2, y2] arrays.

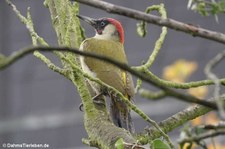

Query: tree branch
[[136, 4, 167, 69], [139, 89, 167, 100], [0, 46, 220, 110], [75, 0, 225, 45], [6, 0, 48, 46], [198, 123, 225, 130], [205, 49, 225, 119], [179, 129, 225, 144], [134, 70, 225, 89], [137, 95, 225, 144]]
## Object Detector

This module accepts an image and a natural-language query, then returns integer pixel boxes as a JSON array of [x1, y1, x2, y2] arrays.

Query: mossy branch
[[136, 4, 167, 69], [139, 89, 166, 100], [6, 0, 48, 46], [44, 1, 137, 148], [137, 95, 225, 145], [142, 70, 225, 89], [0, 46, 220, 110]]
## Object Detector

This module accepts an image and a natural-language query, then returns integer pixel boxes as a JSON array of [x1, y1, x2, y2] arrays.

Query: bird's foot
[[78, 93, 105, 111], [92, 92, 104, 102]]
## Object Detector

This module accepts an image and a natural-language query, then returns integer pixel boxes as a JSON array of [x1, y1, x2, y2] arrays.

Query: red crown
[[107, 18, 124, 44]]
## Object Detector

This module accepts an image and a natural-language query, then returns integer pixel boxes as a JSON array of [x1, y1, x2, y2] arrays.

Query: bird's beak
[[77, 15, 97, 28]]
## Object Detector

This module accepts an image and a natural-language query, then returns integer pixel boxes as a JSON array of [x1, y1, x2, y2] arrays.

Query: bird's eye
[[100, 21, 105, 27]]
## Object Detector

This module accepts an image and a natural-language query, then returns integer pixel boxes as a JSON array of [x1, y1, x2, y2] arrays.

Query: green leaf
[[218, 0, 225, 11], [197, 2, 209, 16], [210, 3, 220, 15], [151, 139, 171, 149], [115, 138, 124, 149]]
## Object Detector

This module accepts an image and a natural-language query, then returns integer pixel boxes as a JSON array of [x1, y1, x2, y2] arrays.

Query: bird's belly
[[80, 56, 101, 94], [80, 56, 96, 77]]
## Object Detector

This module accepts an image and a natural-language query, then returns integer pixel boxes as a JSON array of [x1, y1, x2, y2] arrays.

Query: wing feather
[[81, 38, 134, 97]]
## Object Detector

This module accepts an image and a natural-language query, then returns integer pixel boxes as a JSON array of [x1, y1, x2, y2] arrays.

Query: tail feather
[[110, 96, 135, 133]]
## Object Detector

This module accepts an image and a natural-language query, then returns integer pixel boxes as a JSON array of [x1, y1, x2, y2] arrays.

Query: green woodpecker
[[77, 15, 135, 133]]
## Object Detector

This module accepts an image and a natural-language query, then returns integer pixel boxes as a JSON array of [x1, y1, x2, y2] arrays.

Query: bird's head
[[77, 15, 124, 44]]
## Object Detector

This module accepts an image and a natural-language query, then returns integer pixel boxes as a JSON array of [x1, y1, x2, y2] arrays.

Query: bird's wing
[[81, 38, 134, 97]]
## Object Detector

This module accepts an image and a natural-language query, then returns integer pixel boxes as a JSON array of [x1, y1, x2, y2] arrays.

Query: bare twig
[[205, 50, 225, 119], [123, 142, 147, 149], [76, 0, 225, 45], [179, 129, 225, 144], [200, 123, 225, 130]]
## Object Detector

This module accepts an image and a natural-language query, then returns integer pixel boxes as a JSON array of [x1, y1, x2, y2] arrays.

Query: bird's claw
[[79, 103, 84, 111], [78, 93, 105, 112]]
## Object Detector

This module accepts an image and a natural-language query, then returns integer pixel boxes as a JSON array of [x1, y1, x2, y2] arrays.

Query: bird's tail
[[110, 96, 135, 133]]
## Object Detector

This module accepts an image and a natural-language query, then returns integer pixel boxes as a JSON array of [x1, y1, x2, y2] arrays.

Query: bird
[[77, 15, 135, 133]]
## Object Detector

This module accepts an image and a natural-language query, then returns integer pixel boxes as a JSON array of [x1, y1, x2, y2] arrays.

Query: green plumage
[[81, 38, 135, 133]]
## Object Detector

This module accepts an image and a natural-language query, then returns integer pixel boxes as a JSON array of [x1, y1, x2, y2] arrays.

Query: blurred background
[[0, 0, 224, 148]]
